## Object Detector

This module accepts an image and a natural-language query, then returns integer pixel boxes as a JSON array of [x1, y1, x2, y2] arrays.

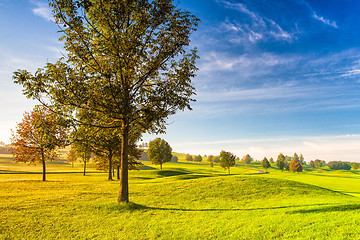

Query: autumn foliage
[[10, 106, 68, 181]]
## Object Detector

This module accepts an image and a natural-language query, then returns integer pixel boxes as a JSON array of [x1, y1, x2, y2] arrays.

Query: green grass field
[[1, 153, 360, 239]]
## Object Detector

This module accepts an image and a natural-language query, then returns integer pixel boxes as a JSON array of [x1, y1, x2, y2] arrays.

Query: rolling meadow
[[1, 151, 360, 239]]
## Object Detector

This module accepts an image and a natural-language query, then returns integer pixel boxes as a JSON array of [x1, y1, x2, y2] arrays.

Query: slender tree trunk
[[41, 150, 46, 181], [118, 123, 129, 203], [72, 161, 74, 168], [83, 155, 86, 176], [117, 165, 120, 180], [160, 163, 162, 170], [108, 153, 113, 181], [113, 168, 115, 177], [228, 168, 230, 175]]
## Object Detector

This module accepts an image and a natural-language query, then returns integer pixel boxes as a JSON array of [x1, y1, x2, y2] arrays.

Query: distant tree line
[[185, 153, 203, 162], [327, 161, 352, 170], [276, 153, 303, 173]]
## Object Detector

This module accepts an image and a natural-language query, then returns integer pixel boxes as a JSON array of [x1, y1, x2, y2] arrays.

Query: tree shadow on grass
[[137, 165, 158, 170], [97, 202, 333, 213], [177, 174, 212, 180], [290, 204, 360, 214], [157, 170, 190, 177]]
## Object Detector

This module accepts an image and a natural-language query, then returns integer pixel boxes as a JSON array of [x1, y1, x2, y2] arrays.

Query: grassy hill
[[1, 153, 360, 239]]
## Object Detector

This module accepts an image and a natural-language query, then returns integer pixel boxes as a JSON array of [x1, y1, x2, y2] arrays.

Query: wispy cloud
[[199, 48, 360, 84], [31, 1, 53, 22], [192, 48, 360, 118], [219, 1, 265, 25], [297, 0, 338, 28], [199, 51, 298, 75], [313, 13, 338, 28], [216, 0, 296, 43]]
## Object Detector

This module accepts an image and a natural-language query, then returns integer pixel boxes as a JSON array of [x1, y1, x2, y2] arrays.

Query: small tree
[[208, 155, 214, 168], [292, 153, 299, 162], [294, 162, 303, 173], [171, 156, 179, 163], [148, 138, 172, 170], [219, 150, 236, 175], [277, 153, 286, 171], [73, 141, 92, 176], [67, 147, 77, 168], [185, 153, 193, 162], [241, 154, 253, 164], [289, 159, 298, 173], [193, 155, 202, 162], [314, 159, 325, 168], [10, 106, 68, 181], [353, 162, 359, 170], [269, 157, 274, 163], [209, 161, 214, 168], [71, 125, 93, 176], [299, 154, 305, 165], [261, 157, 271, 172], [309, 160, 315, 168]]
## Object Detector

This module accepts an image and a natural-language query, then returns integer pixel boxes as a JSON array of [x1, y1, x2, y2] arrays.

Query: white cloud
[[313, 13, 338, 28], [219, 0, 264, 24], [31, 1, 53, 22], [297, 0, 338, 28], [216, 1, 295, 43], [199, 51, 298, 74]]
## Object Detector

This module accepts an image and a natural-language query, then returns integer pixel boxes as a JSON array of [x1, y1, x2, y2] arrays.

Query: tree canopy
[[147, 138, 172, 170], [13, 0, 199, 203]]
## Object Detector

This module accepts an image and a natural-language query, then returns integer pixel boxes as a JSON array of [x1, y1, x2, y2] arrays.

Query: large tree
[[10, 106, 68, 181], [219, 150, 236, 175], [147, 138, 172, 170], [13, 0, 199, 202]]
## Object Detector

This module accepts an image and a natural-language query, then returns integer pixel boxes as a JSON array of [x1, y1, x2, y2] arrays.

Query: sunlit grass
[[1, 157, 360, 239]]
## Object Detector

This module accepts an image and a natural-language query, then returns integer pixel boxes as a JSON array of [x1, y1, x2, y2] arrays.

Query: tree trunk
[[72, 161, 74, 168], [160, 163, 162, 170], [83, 155, 86, 176], [117, 165, 120, 180], [108, 153, 113, 181], [41, 150, 46, 181], [228, 167, 230, 175], [118, 122, 129, 203]]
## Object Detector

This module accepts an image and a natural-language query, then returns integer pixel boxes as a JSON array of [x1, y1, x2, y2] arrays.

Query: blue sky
[[1, 0, 360, 162]]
